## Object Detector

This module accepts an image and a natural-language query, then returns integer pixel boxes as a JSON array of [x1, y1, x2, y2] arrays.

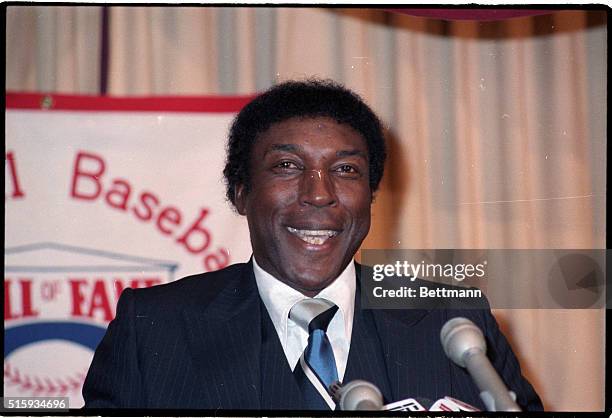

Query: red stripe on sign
[[5, 92, 255, 113]]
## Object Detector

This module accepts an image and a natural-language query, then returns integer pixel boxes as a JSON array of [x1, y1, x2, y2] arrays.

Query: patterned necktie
[[290, 298, 339, 410]]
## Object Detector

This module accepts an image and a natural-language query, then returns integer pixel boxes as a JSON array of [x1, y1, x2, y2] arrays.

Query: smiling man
[[83, 80, 542, 411], [235, 117, 372, 295]]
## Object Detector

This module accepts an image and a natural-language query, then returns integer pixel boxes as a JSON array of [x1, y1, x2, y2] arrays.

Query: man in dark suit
[[83, 80, 543, 411]]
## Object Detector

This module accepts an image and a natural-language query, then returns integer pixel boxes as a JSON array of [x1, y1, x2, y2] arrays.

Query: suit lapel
[[371, 307, 454, 402], [357, 263, 446, 402], [371, 308, 426, 401], [344, 286, 393, 403], [182, 263, 262, 409], [259, 300, 304, 409]]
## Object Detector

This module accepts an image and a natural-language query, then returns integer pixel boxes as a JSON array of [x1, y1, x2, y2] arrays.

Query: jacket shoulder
[[127, 262, 250, 311]]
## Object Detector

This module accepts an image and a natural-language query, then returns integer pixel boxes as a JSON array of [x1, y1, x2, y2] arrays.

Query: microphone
[[383, 396, 479, 412], [429, 396, 479, 411], [329, 379, 383, 410], [382, 397, 429, 411], [440, 317, 521, 412]]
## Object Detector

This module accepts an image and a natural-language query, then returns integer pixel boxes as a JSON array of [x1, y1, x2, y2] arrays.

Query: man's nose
[[299, 169, 337, 207]]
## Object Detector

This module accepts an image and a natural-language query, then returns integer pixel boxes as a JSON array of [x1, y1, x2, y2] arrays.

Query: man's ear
[[234, 184, 247, 215]]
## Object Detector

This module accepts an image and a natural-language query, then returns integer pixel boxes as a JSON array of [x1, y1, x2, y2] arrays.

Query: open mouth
[[286, 226, 339, 245]]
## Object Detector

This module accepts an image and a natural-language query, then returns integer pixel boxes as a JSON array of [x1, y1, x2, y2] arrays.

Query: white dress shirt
[[253, 256, 356, 381]]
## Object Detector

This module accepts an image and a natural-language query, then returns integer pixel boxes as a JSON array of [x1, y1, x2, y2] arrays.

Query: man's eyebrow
[[337, 150, 367, 158], [264, 143, 302, 155], [263, 145, 367, 159]]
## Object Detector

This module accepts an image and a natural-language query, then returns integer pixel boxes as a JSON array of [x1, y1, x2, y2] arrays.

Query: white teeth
[[303, 236, 326, 245], [287, 227, 339, 245]]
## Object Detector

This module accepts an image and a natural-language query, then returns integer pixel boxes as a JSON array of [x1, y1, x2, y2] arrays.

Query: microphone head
[[336, 379, 383, 410], [440, 317, 486, 367]]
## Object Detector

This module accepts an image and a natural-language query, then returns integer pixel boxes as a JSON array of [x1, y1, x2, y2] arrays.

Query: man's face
[[235, 116, 372, 296]]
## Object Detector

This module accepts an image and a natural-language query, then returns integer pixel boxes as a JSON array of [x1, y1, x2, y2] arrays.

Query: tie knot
[[290, 299, 338, 334]]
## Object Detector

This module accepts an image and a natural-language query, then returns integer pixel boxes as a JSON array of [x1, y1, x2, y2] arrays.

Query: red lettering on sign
[[6, 151, 25, 199], [20, 279, 38, 318], [132, 192, 159, 222], [4, 280, 17, 319], [105, 178, 131, 211], [204, 248, 230, 271], [4, 279, 39, 320], [113, 279, 125, 299], [68, 279, 88, 317], [69, 277, 163, 321], [157, 206, 182, 235], [69, 150, 231, 272], [176, 208, 211, 254], [88, 280, 113, 321], [71, 151, 105, 200]]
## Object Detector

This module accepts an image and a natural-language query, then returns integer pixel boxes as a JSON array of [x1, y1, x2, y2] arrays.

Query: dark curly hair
[[223, 79, 387, 207]]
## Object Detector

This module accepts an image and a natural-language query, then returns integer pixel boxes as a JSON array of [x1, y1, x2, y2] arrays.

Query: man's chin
[[283, 269, 343, 295]]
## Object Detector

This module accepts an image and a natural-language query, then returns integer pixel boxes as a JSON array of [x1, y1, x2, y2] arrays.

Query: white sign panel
[[5, 94, 253, 407]]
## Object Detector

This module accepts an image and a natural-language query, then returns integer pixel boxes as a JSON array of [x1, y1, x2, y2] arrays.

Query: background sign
[[5, 94, 253, 407]]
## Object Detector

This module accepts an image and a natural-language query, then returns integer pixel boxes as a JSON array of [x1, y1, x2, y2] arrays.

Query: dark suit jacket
[[82, 261, 543, 411]]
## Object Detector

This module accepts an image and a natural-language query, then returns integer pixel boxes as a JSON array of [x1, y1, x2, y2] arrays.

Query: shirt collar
[[252, 256, 356, 346]]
